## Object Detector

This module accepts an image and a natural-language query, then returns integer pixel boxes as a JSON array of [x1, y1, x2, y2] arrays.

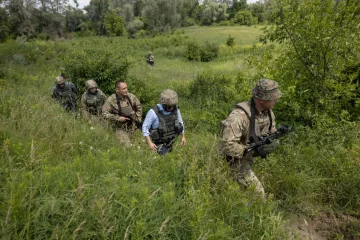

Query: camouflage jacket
[[219, 100, 276, 158], [80, 89, 107, 119], [102, 93, 142, 128], [52, 82, 78, 111]]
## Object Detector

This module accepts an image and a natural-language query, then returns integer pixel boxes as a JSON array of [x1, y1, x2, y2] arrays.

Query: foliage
[[182, 71, 247, 132], [199, 41, 219, 62], [142, 0, 182, 33], [201, 2, 228, 26], [104, 11, 126, 36], [185, 40, 201, 61], [258, 0, 360, 125], [126, 18, 144, 38], [0, 25, 359, 239], [233, 10, 258, 26], [185, 40, 219, 62], [61, 49, 131, 94]]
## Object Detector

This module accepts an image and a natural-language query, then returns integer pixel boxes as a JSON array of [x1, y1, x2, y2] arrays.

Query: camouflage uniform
[[80, 80, 107, 124], [52, 76, 78, 113], [102, 93, 142, 146], [147, 52, 154, 67], [219, 79, 281, 198]]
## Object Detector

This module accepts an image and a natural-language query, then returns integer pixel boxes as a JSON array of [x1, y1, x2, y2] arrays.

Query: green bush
[[185, 40, 201, 61], [233, 10, 258, 26], [185, 40, 219, 62], [182, 72, 247, 132], [62, 49, 131, 95], [200, 41, 219, 62]]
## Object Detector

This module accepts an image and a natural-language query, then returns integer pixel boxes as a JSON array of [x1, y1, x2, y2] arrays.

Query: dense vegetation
[[1, 0, 360, 239], [0, 0, 268, 42]]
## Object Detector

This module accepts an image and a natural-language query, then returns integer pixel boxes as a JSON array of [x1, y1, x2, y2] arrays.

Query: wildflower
[[90, 127, 95, 130], [79, 142, 83, 145], [89, 146, 93, 150]]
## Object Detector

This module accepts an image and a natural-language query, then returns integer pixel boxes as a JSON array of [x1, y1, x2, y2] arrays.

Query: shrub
[[186, 41, 219, 62], [182, 71, 247, 132], [62, 49, 131, 94], [126, 19, 144, 38], [200, 41, 219, 62], [185, 40, 201, 61], [226, 35, 235, 47]]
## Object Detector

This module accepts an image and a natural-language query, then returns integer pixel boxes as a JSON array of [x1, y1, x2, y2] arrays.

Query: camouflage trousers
[[226, 156, 265, 199]]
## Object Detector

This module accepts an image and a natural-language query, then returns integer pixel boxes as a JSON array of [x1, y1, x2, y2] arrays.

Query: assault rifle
[[245, 125, 293, 154], [110, 107, 142, 130]]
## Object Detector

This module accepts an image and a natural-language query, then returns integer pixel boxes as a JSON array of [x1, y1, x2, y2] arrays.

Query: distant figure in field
[[147, 52, 154, 67], [80, 79, 107, 124], [52, 76, 78, 113]]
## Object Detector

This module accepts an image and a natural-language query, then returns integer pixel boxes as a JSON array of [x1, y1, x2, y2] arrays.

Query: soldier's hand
[[148, 142, 158, 151], [181, 135, 186, 147], [119, 116, 130, 122]]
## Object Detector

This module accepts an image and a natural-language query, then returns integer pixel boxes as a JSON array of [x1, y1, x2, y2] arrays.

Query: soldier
[[142, 89, 186, 155], [80, 79, 107, 123], [102, 80, 142, 146], [52, 76, 78, 113], [146, 52, 154, 67], [219, 79, 282, 198]]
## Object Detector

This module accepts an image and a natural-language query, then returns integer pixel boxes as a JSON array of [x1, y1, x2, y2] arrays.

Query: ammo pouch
[[149, 129, 162, 143]]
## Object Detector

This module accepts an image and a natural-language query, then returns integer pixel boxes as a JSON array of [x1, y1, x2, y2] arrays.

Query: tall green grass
[[0, 26, 359, 239]]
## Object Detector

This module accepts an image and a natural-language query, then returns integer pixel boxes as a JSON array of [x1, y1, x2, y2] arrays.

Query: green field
[[0, 26, 359, 239]]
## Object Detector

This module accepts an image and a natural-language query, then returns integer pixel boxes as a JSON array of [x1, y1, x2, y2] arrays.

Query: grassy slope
[[0, 26, 359, 239]]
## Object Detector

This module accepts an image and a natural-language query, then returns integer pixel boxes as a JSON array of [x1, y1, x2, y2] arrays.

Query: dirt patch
[[287, 213, 360, 240]]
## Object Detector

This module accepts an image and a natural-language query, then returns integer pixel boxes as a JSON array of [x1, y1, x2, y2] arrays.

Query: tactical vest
[[236, 99, 273, 158], [116, 95, 135, 117], [236, 101, 272, 137], [55, 82, 76, 100], [150, 106, 182, 144], [85, 91, 105, 115]]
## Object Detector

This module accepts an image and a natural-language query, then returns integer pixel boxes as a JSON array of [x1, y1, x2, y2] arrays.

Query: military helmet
[[55, 76, 65, 84], [85, 79, 97, 90], [160, 89, 178, 106], [252, 78, 282, 100]]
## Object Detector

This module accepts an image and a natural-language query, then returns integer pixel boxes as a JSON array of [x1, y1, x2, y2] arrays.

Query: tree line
[[0, 0, 270, 41]]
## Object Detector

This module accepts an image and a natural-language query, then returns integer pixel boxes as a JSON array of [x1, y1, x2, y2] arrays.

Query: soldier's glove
[[263, 139, 280, 155], [252, 139, 280, 158]]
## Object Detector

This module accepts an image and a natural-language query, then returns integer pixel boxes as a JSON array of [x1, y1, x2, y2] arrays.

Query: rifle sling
[[116, 94, 134, 118], [237, 99, 272, 159]]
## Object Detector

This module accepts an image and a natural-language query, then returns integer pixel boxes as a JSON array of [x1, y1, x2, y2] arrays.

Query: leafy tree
[[248, 1, 266, 23], [142, 0, 181, 33], [126, 18, 144, 38], [201, 2, 228, 25], [65, 6, 88, 32], [86, 0, 110, 35], [233, 10, 257, 26], [260, 0, 360, 123], [122, 3, 134, 23], [104, 10, 126, 36], [228, 0, 247, 18], [0, 7, 10, 42]]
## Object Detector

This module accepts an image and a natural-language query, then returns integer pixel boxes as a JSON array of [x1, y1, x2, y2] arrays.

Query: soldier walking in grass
[[102, 80, 142, 147], [219, 79, 282, 198], [52, 76, 78, 113], [142, 89, 186, 155], [146, 52, 154, 67], [80, 79, 107, 124]]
